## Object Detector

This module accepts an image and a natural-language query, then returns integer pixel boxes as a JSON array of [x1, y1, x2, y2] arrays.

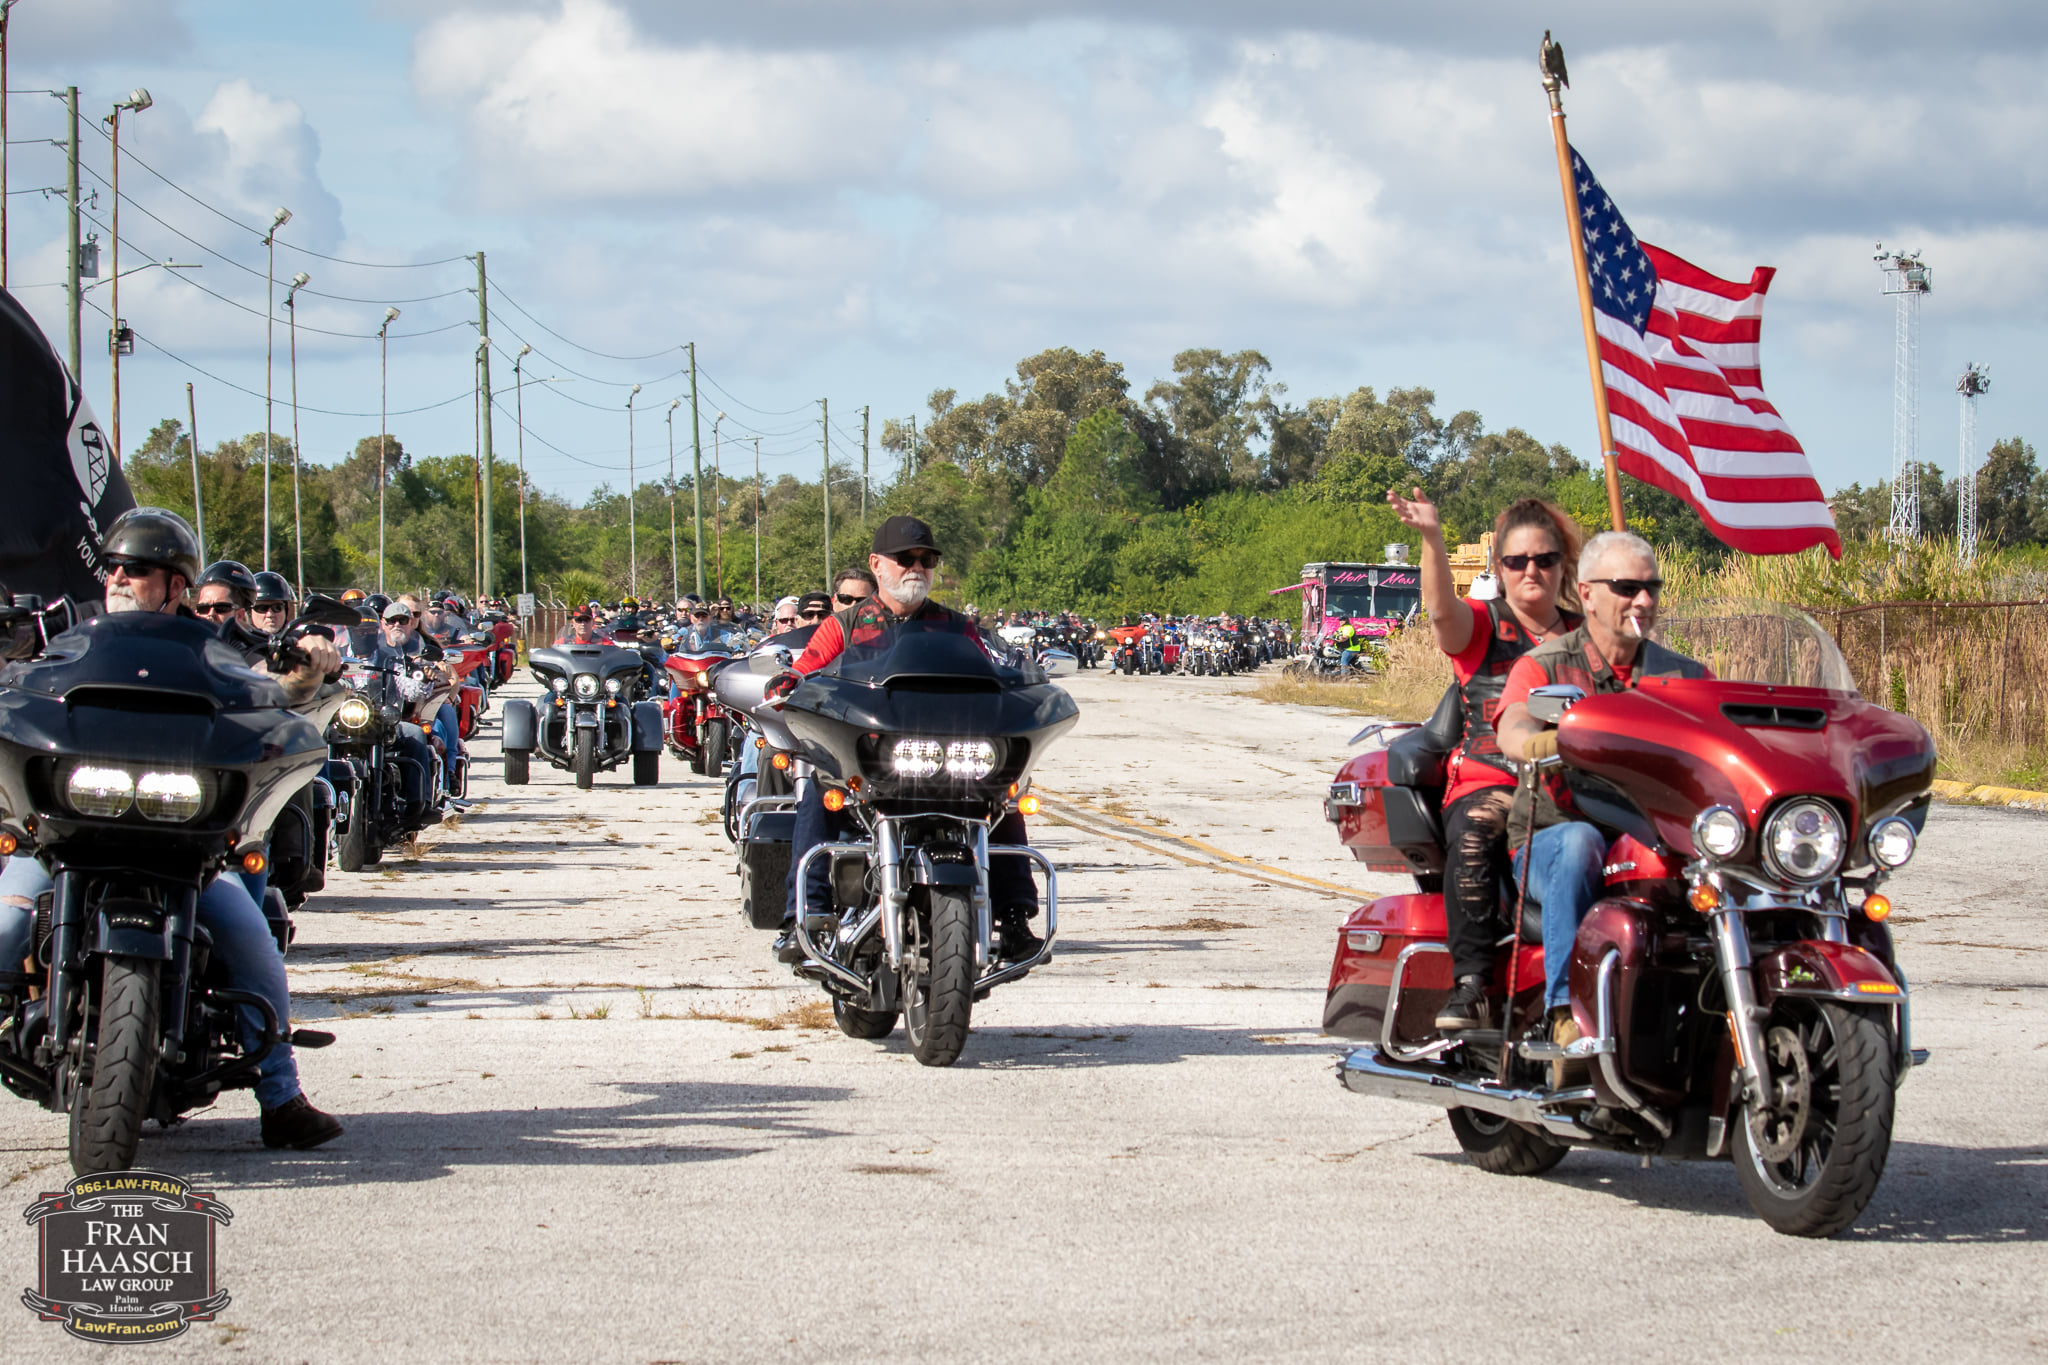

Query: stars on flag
[[1570, 148, 1655, 334]]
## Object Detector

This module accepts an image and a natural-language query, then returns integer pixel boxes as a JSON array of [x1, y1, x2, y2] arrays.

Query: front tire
[[335, 797, 369, 873], [1447, 1107, 1569, 1176], [701, 719, 729, 779], [902, 889, 975, 1067], [633, 750, 659, 786], [833, 996, 898, 1039], [69, 958, 160, 1176], [573, 729, 597, 790], [503, 750, 530, 786], [1732, 1001, 1896, 1237]]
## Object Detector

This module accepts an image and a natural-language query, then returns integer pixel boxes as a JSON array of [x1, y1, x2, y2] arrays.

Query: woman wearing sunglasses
[[1386, 487, 1585, 1034]]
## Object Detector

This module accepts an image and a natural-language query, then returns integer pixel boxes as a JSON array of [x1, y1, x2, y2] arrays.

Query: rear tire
[[902, 889, 975, 1067], [574, 729, 597, 790], [68, 958, 159, 1176], [833, 996, 898, 1039], [503, 751, 530, 786], [633, 750, 659, 786], [1447, 1107, 1569, 1176], [1732, 1001, 1895, 1237]]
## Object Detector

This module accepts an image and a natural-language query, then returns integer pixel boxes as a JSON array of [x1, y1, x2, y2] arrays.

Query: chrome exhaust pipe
[[1338, 1048, 1588, 1139]]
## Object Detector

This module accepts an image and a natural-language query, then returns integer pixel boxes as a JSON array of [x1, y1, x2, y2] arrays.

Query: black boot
[[773, 924, 806, 964], [996, 906, 1043, 964], [1434, 974, 1490, 1032], [260, 1094, 345, 1150]]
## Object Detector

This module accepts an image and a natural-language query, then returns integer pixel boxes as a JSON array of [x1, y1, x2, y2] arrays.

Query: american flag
[[1572, 146, 1840, 558]]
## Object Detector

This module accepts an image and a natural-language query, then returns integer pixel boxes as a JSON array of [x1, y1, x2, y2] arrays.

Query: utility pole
[[753, 436, 761, 609], [64, 87, 80, 384], [105, 88, 151, 460], [475, 251, 496, 599], [186, 383, 203, 559], [377, 307, 398, 593], [286, 271, 308, 595], [861, 404, 870, 524], [820, 397, 832, 582], [0, 1, 12, 289], [261, 206, 292, 571], [687, 342, 704, 597], [626, 383, 642, 597], [712, 411, 726, 600], [515, 345, 532, 595], [666, 399, 680, 602]]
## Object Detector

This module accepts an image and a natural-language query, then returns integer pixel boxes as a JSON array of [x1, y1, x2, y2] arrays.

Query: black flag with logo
[[0, 288, 134, 602]]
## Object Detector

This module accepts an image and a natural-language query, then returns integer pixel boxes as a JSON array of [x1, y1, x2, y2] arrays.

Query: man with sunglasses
[[1493, 530, 1710, 1078], [249, 571, 296, 640], [831, 567, 877, 610], [0, 509, 344, 1148], [767, 516, 1044, 965], [767, 596, 803, 636]]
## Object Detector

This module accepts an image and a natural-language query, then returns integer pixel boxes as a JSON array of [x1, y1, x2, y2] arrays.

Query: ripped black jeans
[[1442, 785, 1516, 982]]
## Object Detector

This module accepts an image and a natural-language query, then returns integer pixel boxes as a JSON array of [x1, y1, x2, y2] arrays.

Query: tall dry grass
[[1252, 621, 1452, 719]]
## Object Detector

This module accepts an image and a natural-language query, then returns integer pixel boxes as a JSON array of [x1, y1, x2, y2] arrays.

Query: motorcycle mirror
[[298, 592, 367, 628], [1526, 683, 1586, 725]]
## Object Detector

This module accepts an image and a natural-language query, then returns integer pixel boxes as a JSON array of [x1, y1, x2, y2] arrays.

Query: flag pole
[[1541, 33, 1627, 534]]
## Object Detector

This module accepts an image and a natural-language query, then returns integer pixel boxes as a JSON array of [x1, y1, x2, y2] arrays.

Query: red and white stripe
[[1598, 245, 1840, 558]]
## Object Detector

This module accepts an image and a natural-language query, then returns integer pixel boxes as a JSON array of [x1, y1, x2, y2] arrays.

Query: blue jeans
[[432, 702, 463, 792], [1340, 648, 1361, 672], [1512, 822, 1608, 1010], [0, 857, 301, 1110]]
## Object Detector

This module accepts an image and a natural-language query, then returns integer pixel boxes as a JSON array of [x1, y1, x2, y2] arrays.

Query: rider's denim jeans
[[1511, 822, 1608, 1009], [1340, 648, 1361, 673], [0, 856, 301, 1110], [432, 701, 463, 791]]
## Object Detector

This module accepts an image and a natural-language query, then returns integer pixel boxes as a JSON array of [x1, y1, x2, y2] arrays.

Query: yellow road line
[[1034, 785, 1374, 903]]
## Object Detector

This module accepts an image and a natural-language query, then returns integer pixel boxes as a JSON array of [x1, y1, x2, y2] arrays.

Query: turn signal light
[[1862, 893, 1892, 923], [1007, 782, 1019, 798], [1688, 882, 1721, 912], [241, 850, 268, 875], [822, 789, 846, 813], [847, 776, 863, 793], [1018, 795, 1041, 816], [1855, 979, 1901, 995], [755, 736, 766, 749], [771, 752, 791, 771], [0, 832, 16, 856]]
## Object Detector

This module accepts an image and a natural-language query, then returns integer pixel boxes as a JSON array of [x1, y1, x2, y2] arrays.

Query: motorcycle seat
[[1386, 684, 1464, 790]]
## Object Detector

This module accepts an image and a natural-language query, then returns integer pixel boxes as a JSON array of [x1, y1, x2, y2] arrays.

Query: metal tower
[[1876, 245, 1932, 541], [1957, 362, 1990, 561]]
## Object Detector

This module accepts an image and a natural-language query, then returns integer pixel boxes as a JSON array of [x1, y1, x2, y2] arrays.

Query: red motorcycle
[[442, 640, 496, 741], [663, 643, 740, 775], [1322, 609, 1934, 1236]]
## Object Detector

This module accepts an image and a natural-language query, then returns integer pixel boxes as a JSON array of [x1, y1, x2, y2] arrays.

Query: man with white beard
[[767, 516, 1046, 965]]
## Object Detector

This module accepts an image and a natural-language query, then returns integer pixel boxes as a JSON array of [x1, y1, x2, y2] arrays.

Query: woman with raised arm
[[1385, 488, 1585, 1033]]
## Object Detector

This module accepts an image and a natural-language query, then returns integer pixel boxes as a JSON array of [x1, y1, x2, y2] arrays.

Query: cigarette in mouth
[[1627, 615, 1644, 638]]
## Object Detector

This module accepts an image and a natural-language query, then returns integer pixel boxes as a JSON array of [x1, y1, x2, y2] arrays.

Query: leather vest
[[1457, 598, 1579, 780]]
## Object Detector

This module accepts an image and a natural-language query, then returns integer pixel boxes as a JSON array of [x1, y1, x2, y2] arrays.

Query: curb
[[1929, 778, 2048, 812]]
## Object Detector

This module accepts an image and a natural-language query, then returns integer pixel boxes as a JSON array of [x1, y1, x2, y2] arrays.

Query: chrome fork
[[1709, 909, 1771, 1105]]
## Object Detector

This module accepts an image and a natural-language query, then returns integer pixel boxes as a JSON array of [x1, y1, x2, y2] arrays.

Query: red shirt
[[792, 600, 994, 675], [1440, 598, 1582, 808]]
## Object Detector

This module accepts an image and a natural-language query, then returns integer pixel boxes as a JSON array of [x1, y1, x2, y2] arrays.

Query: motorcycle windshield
[[1652, 600, 1857, 692], [827, 616, 1045, 689], [0, 611, 289, 710]]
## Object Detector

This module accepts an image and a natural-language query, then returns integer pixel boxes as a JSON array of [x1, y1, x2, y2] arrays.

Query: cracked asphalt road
[[2, 669, 2043, 1362]]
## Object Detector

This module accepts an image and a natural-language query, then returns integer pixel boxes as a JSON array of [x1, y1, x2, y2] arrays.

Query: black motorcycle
[[0, 606, 336, 1174], [328, 656, 449, 869], [768, 621, 1080, 1066], [502, 643, 663, 789]]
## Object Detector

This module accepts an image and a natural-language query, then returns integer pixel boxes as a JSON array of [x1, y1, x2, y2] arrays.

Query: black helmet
[[197, 560, 259, 607], [363, 593, 391, 620], [101, 507, 201, 586], [251, 571, 295, 606]]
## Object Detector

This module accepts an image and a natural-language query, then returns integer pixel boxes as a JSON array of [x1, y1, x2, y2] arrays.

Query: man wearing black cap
[[769, 515, 1044, 964]]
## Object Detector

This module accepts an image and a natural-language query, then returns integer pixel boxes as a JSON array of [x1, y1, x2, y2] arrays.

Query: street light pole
[[377, 306, 398, 593], [285, 270, 309, 595], [753, 436, 761, 609], [514, 343, 531, 597], [186, 382, 203, 559], [626, 384, 642, 598], [260, 206, 291, 571], [666, 399, 681, 603], [712, 411, 726, 600], [105, 87, 151, 459]]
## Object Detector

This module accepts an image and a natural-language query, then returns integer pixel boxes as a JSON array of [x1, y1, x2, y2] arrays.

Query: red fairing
[[1602, 833, 1678, 890], [1754, 939, 1902, 1004], [1556, 677, 1935, 854]]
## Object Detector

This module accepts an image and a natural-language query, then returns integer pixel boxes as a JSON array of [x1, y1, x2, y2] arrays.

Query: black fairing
[[779, 620, 1079, 798], [529, 643, 648, 687], [0, 612, 326, 872]]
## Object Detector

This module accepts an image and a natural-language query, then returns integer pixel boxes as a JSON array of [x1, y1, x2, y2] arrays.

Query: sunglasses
[[104, 557, 160, 579], [1586, 577, 1663, 599], [385, 614, 415, 625], [252, 602, 290, 613], [1499, 551, 1563, 572], [834, 592, 868, 604], [800, 609, 828, 620], [888, 551, 940, 569], [194, 601, 240, 617], [774, 616, 798, 626]]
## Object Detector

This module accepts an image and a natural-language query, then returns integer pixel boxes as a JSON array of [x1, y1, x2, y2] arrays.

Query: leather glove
[[763, 670, 801, 707], [1524, 730, 1560, 761]]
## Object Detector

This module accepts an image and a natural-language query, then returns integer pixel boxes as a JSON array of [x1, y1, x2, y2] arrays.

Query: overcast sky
[[10, 0, 2043, 508]]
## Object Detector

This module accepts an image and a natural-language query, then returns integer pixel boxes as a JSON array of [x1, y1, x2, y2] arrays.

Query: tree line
[[123, 345, 2043, 616]]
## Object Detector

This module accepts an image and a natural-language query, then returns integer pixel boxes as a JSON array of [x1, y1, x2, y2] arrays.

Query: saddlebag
[[1322, 894, 1452, 1040], [1328, 685, 1460, 883], [740, 810, 796, 930], [630, 700, 665, 753]]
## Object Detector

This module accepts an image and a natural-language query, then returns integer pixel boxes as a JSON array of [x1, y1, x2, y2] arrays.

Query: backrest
[[1385, 684, 1465, 790]]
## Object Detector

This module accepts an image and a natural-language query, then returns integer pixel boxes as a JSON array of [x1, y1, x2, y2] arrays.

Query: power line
[[696, 365, 816, 416], [482, 318, 685, 389], [489, 280, 681, 362]]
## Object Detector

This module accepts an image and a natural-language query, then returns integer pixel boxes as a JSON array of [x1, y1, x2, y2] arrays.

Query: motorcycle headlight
[[945, 740, 996, 780], [892, 739, 944, 778], [549, 675, 568, 693], [336, 695, 374, 730], [604, 676, 623, 695], [1762, 799, 1846, 883], [134, 771, 205, 823], [573, 674, 598, 699], [1691, 806, 1745, 859], [1867, 816, 1917, 870], [66, 764, 133, 818]]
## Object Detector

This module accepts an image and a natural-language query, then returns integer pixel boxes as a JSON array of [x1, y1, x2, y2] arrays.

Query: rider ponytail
[[1493, 498, 1585, 613]]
